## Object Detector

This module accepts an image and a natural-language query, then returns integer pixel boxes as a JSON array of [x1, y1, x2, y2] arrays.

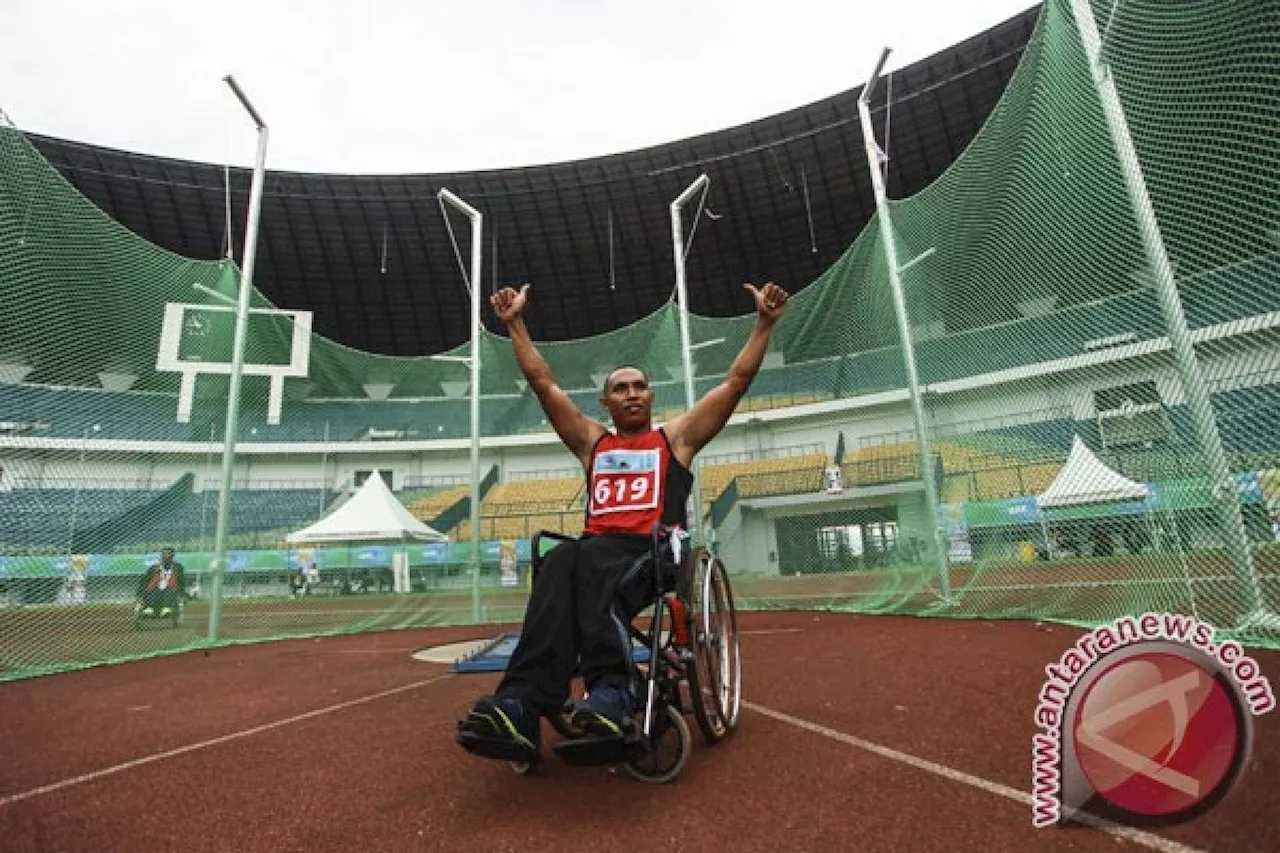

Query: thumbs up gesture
[[490, 284, 531, 325], [744, 282, 789, 325]]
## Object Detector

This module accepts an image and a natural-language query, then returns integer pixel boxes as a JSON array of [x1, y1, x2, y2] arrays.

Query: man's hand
[[744, 282, 789, 325], [490, 284, 531, 326], [667, 281, 791, 465]]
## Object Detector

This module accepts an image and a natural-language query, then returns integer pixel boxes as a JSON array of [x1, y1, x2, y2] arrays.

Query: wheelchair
[[511, 523, 740, 784], [133, 589, 185, 629]]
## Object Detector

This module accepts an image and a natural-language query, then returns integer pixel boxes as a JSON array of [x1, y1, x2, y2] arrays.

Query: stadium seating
[[839, 444, 922, 486], [450, 477, 583, 542], [3, 316, 1276, 451], [405, 485, 471, 523], [1212, 382, 1280, 453], [450, 456, 833, 542], [919, 290, 1168, 384], [484, 478, 584, 509], [104, 486, 336, 550], [700, 453, 829, 511], [941, 474, 973, 503], [0, 384, 195, 441], [844, 429, 1072, 503], [968, 464, 1061, 501], [0, 486, 161, 549], [1179, 252, 1280, 329], [0, 478, 337, 553], [835, 349, 907, 396], [3, 349, 1275, 556]]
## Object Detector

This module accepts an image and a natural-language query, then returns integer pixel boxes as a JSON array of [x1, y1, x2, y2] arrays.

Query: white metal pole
[[437, 188, 483, 623], [66, 426, 92, 557], [319, 420, 330, 515], [201, 423, 215, 553], [1068, 0, 1264, 620], [858, 48, 951, 601], [671, 174, 709, 546], [208, 75, 268, 641]]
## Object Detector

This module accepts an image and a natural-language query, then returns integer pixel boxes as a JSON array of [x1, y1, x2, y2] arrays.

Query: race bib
[[590, 449, 661, 515]]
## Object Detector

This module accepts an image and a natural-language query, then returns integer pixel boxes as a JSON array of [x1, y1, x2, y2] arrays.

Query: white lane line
[[745, 702, 1206, 853], [0, 673, 453, 809]]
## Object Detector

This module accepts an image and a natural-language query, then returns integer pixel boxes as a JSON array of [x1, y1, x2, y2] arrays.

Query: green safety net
[[1, 0, 1278, 680]]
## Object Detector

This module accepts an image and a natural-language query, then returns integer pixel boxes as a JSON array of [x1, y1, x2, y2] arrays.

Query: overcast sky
[[2, 0, 1037, 174]]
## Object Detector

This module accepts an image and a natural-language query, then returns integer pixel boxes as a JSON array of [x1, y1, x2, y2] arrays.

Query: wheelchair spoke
[[710, 556, 742, 730], [622, 705, 690, 784], [685, 547, 734, 744]]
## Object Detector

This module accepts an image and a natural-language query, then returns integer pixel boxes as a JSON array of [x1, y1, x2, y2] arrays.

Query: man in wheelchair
[[136, 547, 188, 619], [457, 279, 788, 764]]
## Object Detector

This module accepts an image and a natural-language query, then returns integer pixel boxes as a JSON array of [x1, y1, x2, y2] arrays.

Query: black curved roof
[[30, 5, 1039, 357]]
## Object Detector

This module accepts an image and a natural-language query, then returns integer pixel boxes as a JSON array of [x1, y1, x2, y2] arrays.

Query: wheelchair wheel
[[622, 704, 690, 784], [710, 558, 742, 731], [683, 549, 742, 744]]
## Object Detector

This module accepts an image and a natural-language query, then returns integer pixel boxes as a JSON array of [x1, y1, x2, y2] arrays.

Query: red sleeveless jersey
[[583, 428, 693, 536]]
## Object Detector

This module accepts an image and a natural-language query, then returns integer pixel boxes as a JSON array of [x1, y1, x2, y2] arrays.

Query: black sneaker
[[457, 696, 541, 762], [569, 685, 635, 738]]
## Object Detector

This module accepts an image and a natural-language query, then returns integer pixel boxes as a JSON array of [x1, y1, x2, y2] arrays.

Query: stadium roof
[[28, 6, 1040, 358]]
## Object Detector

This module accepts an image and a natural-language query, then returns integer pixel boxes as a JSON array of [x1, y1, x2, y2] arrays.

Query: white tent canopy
[[286, 471, 447, 544], [1036, 435, 1150, 509]]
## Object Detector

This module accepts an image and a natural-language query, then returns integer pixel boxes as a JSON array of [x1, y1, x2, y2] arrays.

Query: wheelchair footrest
[[552, 731, 648, 767], [456, 727, 541, 765]]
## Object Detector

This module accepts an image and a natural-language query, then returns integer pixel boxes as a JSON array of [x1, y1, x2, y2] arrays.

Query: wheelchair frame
[[133, 593, 184, 629], [525, 522, 742, 783]]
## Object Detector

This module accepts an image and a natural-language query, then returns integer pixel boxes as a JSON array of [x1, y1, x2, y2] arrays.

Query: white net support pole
[[437, 188, 484, 623], [208, 75, 268, 641], [671, 174, 709, 546], [1068, 0, 1265, 620], [858, 49, 952, 601]]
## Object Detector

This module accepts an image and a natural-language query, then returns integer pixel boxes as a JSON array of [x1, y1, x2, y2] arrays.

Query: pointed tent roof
[[1036, 436, 1150, 509], [286, 471, 447, 544]]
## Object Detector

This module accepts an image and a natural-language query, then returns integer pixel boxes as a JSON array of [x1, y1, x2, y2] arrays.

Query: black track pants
[[495, 533, 654, 715]]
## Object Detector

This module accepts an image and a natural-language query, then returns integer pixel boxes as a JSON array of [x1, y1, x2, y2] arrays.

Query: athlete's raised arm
[[491, 284, 607, 467], [666, 282, 789, 466]]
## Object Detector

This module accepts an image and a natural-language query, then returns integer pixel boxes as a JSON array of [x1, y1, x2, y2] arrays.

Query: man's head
[[599, 366, 653, 436], [160, 547, 175, 564]]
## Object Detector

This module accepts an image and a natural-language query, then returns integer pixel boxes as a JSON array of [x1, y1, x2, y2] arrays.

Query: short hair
[[602, 365, 648, 394]]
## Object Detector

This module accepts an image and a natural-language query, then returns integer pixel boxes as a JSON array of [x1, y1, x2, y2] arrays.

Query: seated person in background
[[137, 547, 187, 615], [458, 279, 788, 762]]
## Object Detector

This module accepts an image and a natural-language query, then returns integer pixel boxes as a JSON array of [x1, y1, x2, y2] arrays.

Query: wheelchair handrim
[[710, 557, 741, 729], [688, 549, 740, 740], [701, 555, 740, 731]]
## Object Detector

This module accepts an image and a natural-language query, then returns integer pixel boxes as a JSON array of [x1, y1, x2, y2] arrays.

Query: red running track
[[0, 612, 1277, 852]]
